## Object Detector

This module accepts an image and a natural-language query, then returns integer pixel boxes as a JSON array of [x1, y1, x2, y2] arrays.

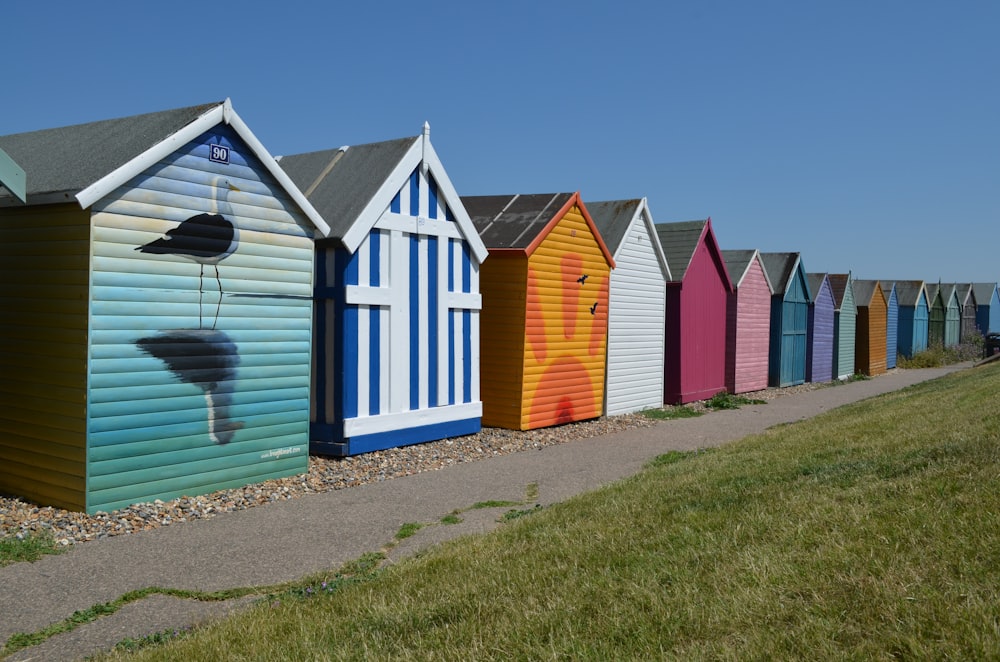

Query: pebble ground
[[0, 381, 828, 547]]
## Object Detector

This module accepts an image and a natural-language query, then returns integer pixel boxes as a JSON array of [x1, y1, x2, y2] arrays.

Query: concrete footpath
[[0, 364, 971, 660]]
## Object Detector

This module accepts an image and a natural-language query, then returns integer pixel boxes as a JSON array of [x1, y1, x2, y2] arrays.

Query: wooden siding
[[831, 275, 857, 380], [311, 168, 482, 454], [0, 203, 90, 511], [521, 205, 609, 429], [769, 267, 809, 387], [898, 291, 929, 358], [479, 254, 528, 428], [977, 286, 1000, 335], [855, 285, 887, 376], [725, 256, 771, 394], [807, 276, 834, 383], [929, 288, 945, 347], [604, 216, 665, 415], [666, 238, 729, 403], [885, 285, 898, 368], [86, 125, 314, 513], [944, 289, 961, 347]]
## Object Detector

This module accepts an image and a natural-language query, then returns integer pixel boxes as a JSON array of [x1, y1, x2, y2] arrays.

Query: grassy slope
[[109, 365, 1000, 661]]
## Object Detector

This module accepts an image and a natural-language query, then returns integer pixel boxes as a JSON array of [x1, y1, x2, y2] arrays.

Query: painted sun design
[[525, 252, 609, 428]]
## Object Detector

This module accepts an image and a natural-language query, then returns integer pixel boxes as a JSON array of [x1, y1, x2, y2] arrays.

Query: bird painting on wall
[[136, 176, 241, 329]]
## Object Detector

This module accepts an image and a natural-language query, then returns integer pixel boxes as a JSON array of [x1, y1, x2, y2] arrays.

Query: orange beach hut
[[462, 193, 614, 430]]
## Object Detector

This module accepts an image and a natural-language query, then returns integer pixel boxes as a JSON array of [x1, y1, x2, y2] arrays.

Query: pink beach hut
[[722, 249, 773, 394], [656, 219, 734, 404]]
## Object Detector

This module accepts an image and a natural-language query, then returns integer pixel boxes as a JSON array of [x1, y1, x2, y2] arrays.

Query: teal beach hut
[[828, 273, 857, 380], [761, 252, 811, 387], [0, 101, 329, 513], [895, 281, 929, 358]]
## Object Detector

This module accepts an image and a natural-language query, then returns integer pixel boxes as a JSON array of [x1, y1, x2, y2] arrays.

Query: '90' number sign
[[209, 144, 230, 164]]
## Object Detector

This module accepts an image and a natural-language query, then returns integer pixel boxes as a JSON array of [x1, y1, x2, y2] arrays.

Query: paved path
[[0, 365, 970, 660]]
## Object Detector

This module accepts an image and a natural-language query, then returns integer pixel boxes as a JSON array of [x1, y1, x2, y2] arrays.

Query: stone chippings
[[0, 414, 658, 547]]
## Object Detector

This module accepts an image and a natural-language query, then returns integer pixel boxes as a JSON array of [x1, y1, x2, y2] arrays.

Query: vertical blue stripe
[[448, 312, 456, 405], [428, 177, 439, 220], [343, 250, 359, 420], [409, 170, 419, 217], [391, 191, 401, 214], [409, 235, 420, 411], [462, 310, 472, 403], [448, 238, 455, 293], [462, 244, 471, 294], [427, 236, 438, 407], [369, 230, 381, 415]]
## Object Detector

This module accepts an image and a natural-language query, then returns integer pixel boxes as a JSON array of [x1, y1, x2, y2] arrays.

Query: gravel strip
[[0, 378, 843, 547]]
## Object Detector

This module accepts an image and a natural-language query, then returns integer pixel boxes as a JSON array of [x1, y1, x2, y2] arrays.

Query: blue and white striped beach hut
[[279, 124, 488, 456]]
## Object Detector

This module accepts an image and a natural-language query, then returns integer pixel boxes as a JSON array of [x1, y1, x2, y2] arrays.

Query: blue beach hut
[[973, 282, 1000, 334], [0, 100, 330, 513], [761, 252, 811, 387], [895, 281, 929, 358], [883, 281, 899, 368], [278, 124, 488, 456]]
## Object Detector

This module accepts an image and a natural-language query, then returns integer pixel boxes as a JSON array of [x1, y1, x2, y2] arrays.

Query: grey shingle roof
[[0, 102, 222, 204], [721, 249, 754, 288], [807, 273, 829, 303], [586, 199, 641, 255], [893, 280, 927, 307], [972, 282, 998, 305], [760, 252, 800, 295], [277, 136, 419, 242], [827, 274, 852, 309], [655, 220, 707, 283], [852, 279, 882, 306], [462, 193, 575, 250]]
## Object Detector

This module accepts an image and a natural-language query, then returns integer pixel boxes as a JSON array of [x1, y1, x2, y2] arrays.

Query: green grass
[[92, 364, 1000, 660], [641, 405, 703, 420], [0, 531, 64, 567], [899, 335, 985, 368], [705, 391, 767, 409]]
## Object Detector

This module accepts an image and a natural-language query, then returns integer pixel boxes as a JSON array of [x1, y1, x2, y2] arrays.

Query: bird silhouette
[[137, 329, 244, 444], [577, 274, 588, 285], [136, 177, 240, 329]]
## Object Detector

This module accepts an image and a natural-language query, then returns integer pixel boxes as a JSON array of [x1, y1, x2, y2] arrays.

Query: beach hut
[[940, 283, 962, 347], [721, 249, 773, 394], [463, 193, 614, 430], [656, 220, 733, 403], [278, 124, 489, 456], [947, 283, 978, 342], [853, 280, 888, 376], [883, 281, 899, 369], [895, 281, 929, 358], [760, 252, 811, 387], [0, 100, 330, 513], [972, 282, 1000, 334], [828, 273, 857, 379], [927, 283, 944, 346], [806, 273, 834, 383], [587, 199, 670, 415]]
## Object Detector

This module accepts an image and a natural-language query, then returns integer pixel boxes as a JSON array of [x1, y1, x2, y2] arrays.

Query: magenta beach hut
[[656, 219, 733, 404], [722, 249, 773, 394]]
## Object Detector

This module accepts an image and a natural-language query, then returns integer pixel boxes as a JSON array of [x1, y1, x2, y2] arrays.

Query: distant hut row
[[1, 100, 997, 513]]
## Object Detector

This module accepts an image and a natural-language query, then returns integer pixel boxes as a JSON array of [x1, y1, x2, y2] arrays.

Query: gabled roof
[[807, 273, 830, 304], [760, 252, 810, 299], [894, 280, 928, 307], [462, 192, 614, 266], [938, 283, 961, 307], [587, 197, 669, 279], [278, 124, 486, 261], [828, 273, 856, 311], [972, 282, 998, 305], [655, 220, 732, 291], [722, 249, 773, 292], [852, 279, 885, 307], [0, 99, 329, 234], [940, 282, 974, 306]]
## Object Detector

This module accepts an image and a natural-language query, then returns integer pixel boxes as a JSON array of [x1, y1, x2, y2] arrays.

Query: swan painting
[[136, 176, 240, 329]]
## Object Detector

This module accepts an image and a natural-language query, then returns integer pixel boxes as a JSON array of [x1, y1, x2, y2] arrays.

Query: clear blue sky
[[3, 1, 997, 282]]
